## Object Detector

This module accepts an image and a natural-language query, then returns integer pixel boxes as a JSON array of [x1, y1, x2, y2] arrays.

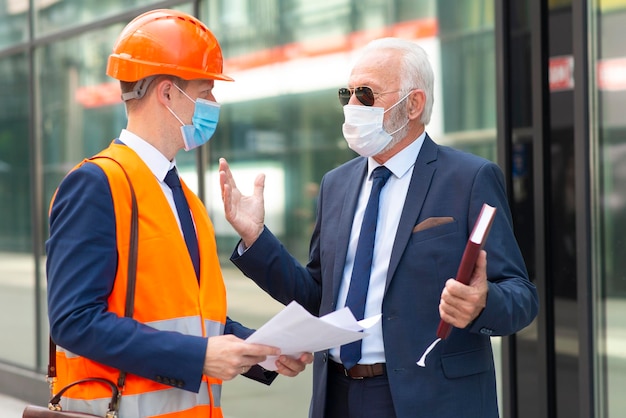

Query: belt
[[330, 360, 386, 379]]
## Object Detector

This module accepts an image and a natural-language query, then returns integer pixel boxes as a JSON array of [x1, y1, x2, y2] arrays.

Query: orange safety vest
[[52, 142, 227, 418]]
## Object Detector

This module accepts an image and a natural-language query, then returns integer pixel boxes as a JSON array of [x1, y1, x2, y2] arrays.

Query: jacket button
[[322, 353, 328, 363], [480, 327, 493, 335]]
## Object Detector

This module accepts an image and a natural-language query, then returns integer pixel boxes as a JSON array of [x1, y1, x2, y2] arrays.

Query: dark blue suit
[[232, 135, 538, 417]]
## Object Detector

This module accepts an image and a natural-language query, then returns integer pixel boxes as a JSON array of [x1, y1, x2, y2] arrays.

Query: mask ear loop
[[166, 84, 196, 126], [383, 90, 413, 114], [383, 90, 412, 137], [165, 106, 185, 126], [172, 83, 195, 103]]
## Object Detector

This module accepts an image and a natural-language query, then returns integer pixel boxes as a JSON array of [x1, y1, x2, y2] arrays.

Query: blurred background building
[[0, 0, 625, 417]]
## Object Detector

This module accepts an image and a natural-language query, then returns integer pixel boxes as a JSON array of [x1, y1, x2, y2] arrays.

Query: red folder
[[436, 203, 497, 339]]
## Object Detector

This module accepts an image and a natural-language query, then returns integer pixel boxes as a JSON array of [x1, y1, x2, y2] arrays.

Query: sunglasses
[[338, 86, 401, 106]]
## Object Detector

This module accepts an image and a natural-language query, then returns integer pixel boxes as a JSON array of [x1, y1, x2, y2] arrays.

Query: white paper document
[[246, 301, 381, 371]]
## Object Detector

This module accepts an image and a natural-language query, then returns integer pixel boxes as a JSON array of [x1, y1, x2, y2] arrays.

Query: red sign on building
[[549, 55, 574, 92]]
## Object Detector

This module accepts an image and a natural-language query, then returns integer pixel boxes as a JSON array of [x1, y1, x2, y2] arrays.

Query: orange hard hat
[[106, 9, 233, 82]]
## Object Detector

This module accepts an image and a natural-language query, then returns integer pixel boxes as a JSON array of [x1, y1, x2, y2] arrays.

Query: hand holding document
[[246, 301, 381, 371]]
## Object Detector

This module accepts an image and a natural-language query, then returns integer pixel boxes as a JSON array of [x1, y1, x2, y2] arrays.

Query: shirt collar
[[367, 131, 426, 180], [118, 129, 174, 181]]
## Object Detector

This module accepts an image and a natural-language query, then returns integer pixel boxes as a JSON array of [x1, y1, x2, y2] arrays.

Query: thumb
[[469, 250, 488, 287], [254, 173, 266, 199]]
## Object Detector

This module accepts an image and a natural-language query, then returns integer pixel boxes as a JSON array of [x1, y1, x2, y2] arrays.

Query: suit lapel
[[332, 160, 368, 299], [385, 135, 438, 291]]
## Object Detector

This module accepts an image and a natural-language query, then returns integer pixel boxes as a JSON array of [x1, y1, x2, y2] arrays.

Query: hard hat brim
[[107, 55, 234, 82]]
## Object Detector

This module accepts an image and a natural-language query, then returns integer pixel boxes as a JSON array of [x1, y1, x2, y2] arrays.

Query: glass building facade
[[0, 0, 624, 417]]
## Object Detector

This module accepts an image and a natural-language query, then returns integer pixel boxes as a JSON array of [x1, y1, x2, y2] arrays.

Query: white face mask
[[341, 91, 411, 157]]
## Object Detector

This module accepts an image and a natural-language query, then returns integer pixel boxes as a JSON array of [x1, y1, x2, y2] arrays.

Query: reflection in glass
[[37, 25, 128, 212], [34, 0, 165, 36], [0, 0, 29, 48]]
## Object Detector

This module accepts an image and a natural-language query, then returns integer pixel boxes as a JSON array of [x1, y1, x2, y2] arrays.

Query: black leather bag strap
[[48, 378, 120, 417], [87, 155, 138, 322], [46, 156, 139, 413]]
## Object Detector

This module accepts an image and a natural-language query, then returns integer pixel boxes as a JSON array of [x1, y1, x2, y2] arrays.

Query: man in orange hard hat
[[46, 9, 312, 418]]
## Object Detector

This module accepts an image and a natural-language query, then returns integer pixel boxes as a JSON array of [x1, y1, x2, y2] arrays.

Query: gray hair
[[360, 37, 434, 125]]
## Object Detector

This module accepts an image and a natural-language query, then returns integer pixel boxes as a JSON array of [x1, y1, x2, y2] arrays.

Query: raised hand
[[219, 158, 265, 248]]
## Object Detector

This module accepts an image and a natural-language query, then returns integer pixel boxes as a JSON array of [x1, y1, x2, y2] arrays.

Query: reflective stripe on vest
[[60, 381, 218, 417]]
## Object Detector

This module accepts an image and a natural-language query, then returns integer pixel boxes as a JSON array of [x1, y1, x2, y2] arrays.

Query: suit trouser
[[324, 362, 396, 418]]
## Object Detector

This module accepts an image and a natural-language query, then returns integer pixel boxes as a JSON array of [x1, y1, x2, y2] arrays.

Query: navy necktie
[[340, 165, 392, 369], [164, 168, 200, 280]]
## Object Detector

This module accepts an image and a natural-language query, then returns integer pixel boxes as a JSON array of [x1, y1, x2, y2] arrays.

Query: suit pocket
[[410, 218, 458, 243], [441, 346, 493, 379], [412, 216, 455, 232]]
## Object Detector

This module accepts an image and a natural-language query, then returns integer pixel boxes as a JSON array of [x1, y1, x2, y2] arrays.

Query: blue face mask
[[167, 84, 221, 151]]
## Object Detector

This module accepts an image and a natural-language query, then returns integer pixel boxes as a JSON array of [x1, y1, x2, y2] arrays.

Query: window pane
[[34, 0, 170, 37], [438, 0, 496, 140], [0, 1, 29, 48], [38, 26, 128, 205], [0, 52, 36, 368]]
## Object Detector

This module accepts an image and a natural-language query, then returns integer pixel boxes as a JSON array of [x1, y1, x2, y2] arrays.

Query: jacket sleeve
[[46, 163, 207, 393], [225, 317, 278, 385], [465, 162, 539, 337], [230, 226, 323, 316]]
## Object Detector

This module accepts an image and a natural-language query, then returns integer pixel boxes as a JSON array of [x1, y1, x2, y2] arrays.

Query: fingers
[[219, 158, 234, 217], [218, 158, 235, 188], [439, 279, 462, 326], [298, 352, 314, 364], [439, 281, 486, 327], [204, 335, 280, 381], [219, 157, 264, 198], [218, 156, 266, 246], [274, 353, 314, 377], [439, 251, 488, 328]]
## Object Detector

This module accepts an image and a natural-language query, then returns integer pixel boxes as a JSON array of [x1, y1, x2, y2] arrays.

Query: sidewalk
[[0, 392, 28, 417]]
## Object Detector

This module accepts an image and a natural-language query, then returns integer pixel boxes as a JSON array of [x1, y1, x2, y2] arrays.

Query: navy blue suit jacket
[[232, 135, 538, 418]]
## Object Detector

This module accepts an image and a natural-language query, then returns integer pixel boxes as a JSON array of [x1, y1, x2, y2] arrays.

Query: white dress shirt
[[118, 129, 184, 234], [330, 132, 426, 365]]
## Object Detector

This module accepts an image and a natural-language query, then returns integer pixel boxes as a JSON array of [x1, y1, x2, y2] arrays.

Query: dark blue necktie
[[340, 166, 392, 369], [164, 167, 200, 280]]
